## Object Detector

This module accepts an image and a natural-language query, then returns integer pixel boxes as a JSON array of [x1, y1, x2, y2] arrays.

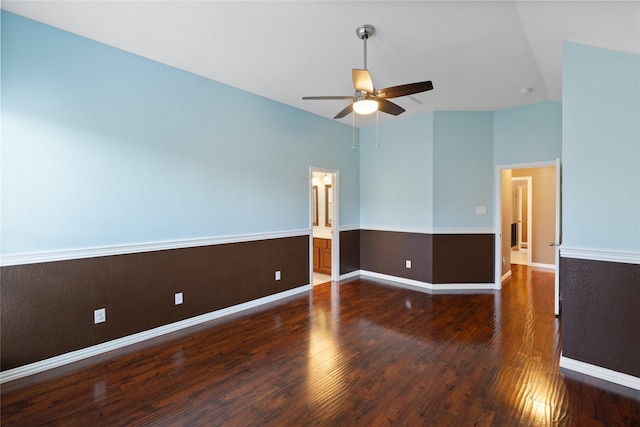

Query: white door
[[554, 158, 562, 316]]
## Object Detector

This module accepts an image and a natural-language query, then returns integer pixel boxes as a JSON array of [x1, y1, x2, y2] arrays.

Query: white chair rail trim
[[359, 225, 495, 234], [560, 246, 640, 265], [0, 229, 311, 267]]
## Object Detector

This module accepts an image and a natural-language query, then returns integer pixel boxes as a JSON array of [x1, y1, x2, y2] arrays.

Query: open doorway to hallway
[[496, 160, 560, 314], [501, 166, 556, 271]]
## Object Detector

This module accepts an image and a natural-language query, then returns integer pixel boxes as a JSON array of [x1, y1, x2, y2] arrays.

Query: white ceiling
[[3, 1, 639, 127]]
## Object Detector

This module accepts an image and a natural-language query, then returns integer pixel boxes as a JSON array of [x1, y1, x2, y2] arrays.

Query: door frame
[[494, 159, 561, 315], [309, 167, 340, 285]]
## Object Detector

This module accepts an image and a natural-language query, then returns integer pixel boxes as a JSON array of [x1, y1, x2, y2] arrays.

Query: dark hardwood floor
[[2, 264, 639, 426]]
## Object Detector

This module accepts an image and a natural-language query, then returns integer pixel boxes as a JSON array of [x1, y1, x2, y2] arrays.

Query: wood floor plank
[[2, 264, 639, 425]]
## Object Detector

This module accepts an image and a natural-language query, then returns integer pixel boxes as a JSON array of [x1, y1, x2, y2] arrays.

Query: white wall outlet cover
[[475, 206, 487, 214], [275, 270, 281, 281], [406, 260, 412, 269], [94, 308, 106, 324], [174, 292, 183, 305]]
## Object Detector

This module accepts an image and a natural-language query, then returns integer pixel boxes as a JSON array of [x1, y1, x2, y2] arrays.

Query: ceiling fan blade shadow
[[378, 99, 405, 116], [352, 69, 374, 93], [376, 81, 433, 99], [334, 103, 354, 119], [303, 96, 355, 100]]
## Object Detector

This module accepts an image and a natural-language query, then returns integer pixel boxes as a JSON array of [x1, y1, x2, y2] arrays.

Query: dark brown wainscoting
[[360, 230, 433, 282], [339, 229, 360, 275], [1, 236, 309, 371], [432, 233, 494, 283], [561, 257, 640, 378], [359, 230, 494, 284]]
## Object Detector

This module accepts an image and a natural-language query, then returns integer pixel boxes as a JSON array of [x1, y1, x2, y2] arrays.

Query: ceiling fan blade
[[352, 69, 374, 93], [377, 99, 405, 116], [334, 103, 354, 119], [302, 96, 355, 100], [376, 81, 433, 99]]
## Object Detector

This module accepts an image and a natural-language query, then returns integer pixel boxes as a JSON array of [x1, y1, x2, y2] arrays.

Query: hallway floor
[[312, 272, 331, 286], [511, 247, 528, 265]]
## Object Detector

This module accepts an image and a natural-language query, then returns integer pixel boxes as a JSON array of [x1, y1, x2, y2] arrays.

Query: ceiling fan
[[303, 25, 434, 119]]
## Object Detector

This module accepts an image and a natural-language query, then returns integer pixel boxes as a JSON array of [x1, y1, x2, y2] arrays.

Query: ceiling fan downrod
[[356, 25, 375, 70]]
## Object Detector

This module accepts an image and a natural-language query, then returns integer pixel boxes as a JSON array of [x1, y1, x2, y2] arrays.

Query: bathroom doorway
[[310, 169, 338, 286]]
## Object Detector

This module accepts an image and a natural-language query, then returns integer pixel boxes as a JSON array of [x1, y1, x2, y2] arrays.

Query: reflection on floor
[[511, 248, 528, 265], [313, 272, 331, 286]]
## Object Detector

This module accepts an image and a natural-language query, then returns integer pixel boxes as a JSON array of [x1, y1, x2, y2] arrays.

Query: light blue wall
[[359, 114, 433, 229], [360, 111, 499, 231], [433, 112, 494, 229], [0, 12, 359, 255], [494, 101, 562, 166], [562, 42, 640, 252], [1, 10, 574, 257]]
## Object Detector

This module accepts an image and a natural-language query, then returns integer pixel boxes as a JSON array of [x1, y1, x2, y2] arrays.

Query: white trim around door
[[309, 167, 340, 284]]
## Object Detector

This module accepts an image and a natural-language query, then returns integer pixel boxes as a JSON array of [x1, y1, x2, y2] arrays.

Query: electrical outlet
[[94, 308, 106, 324], [175, 292, 183, 305], [475, 206, 487, 214], [406, 260, 412, 269], [275, 270, 281, 281]]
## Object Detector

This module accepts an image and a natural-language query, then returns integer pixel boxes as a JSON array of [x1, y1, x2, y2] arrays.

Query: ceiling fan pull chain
[[376, 109, 380, 148], [352, 110, 355, 149]]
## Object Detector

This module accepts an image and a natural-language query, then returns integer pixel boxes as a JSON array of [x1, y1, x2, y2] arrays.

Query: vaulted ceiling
[[3, 1, 639, 127]]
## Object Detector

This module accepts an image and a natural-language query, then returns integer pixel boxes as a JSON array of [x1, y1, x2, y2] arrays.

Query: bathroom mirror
[[312, 186, 318, 226], [325, 185, 332, 227]]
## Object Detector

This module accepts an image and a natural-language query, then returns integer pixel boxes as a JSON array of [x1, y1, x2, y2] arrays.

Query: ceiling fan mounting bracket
[[356, 25, 375, 40]]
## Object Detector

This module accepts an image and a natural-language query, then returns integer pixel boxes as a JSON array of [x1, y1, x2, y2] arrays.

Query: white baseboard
[[339, 270, 361, 281], [0, 284, 311, 384], [358, 270, 498, 291], [560, 356, 640, 391], [530, 262, 555, 270], [501, 270, 512, 282]]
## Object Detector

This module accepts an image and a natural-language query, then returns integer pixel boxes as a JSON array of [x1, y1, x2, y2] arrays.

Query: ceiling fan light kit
[[303, 24, 433, 120], [353, 98, 378, 115]]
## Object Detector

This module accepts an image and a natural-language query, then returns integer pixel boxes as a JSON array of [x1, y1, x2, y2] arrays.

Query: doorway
[[310, 169, 339, 286], [495, 159, 561, 315]]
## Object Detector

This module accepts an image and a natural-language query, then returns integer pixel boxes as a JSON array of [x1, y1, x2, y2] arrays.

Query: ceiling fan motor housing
[[356, 24, 375, 40]]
